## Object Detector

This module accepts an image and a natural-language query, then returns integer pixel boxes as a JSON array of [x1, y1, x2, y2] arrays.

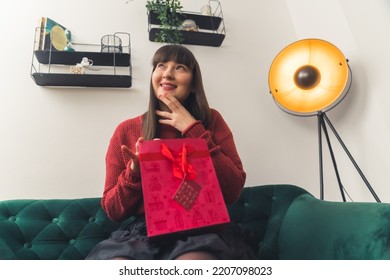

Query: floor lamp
[[268, 38, 380, 202]]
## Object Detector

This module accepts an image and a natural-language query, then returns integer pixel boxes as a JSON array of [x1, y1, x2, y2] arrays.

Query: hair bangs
[[152, 45, 196, 70]]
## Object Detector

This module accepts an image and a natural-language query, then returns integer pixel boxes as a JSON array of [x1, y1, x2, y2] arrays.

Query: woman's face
[[152, 61, 193, 103]]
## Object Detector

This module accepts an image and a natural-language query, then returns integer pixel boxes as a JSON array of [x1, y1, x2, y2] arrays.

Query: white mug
[[80, 57, 93, 67]]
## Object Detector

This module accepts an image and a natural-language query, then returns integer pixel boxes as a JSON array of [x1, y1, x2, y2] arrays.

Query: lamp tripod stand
[[317, 111, 381, 202]]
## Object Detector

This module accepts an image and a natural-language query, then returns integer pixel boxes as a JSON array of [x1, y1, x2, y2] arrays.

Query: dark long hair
[[142, 45, 211, 140]]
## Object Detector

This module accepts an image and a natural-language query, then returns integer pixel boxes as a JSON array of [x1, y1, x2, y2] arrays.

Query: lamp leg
[[319, 112, 347, 202], [322, 113, 381, 202], [317, 113, 324, 200]]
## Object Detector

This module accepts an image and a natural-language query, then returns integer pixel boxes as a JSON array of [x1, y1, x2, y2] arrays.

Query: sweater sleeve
[[182, 109, 246, 204], [101, 120, 143, 222]]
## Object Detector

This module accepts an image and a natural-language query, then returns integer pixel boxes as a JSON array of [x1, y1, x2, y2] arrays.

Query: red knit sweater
[[102, 108, 246, 222]]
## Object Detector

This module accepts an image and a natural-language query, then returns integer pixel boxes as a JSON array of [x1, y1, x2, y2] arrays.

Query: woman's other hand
[[121, 137, 143, 173]]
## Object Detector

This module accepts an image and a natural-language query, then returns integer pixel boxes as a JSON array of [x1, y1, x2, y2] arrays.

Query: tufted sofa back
[[229, 184, 310, 259], [0, 198, 125, 259], [0, 185, 309, 260]]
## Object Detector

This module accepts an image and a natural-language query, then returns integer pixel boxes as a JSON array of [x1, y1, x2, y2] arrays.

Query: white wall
[[0, 0, 389, 202]]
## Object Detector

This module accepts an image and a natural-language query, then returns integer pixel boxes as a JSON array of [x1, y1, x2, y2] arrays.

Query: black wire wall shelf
[[147, 0, 226, 47], [31, 31, 132, 88]]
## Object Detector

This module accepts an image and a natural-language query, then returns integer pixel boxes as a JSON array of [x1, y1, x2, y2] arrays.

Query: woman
[[86, 45, 255, 260]]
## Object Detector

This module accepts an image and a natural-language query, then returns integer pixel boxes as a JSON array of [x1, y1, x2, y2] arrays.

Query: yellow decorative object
[[268, 39, 351, 115], [50, 25, 68, 51]]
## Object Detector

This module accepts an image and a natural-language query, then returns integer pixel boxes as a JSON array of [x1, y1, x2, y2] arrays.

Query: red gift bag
[[138, 138, 230, 241]]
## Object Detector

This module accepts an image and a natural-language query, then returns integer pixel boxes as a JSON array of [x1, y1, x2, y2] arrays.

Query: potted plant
[[146, 0, 184, 44]]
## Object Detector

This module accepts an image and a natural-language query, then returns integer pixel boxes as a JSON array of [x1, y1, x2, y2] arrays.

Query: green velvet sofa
[[1, 184, 390, 260]]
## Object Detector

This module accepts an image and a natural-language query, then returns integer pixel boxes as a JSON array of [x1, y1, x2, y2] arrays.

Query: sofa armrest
[[278, 194, 390, 259]]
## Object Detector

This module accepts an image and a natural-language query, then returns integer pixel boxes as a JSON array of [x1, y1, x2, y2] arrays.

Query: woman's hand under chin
[[156, 94, 196, 133]]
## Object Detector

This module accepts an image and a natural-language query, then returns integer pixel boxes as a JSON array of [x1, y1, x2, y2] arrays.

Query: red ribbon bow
[[161, 143, 197, 181]]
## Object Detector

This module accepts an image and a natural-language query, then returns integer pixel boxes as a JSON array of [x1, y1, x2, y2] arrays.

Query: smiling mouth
[[160, 83, 177, 90]]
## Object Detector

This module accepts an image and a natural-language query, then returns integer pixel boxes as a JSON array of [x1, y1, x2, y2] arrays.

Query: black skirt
[[85, 216, 258, 260]]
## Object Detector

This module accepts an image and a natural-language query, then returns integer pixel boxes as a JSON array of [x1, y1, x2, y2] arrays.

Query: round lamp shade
[[268, 39, 351, 116]]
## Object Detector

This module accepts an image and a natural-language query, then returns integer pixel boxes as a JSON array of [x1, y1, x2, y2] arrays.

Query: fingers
[[155, 110, 171, 119], [121, 139, 143, 173], [121, 145, 135, 160], [135, 137, 144, 154], [158, 94, 181, 111], [156, 95, 196, 132], [121, 137, 143, 157]]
